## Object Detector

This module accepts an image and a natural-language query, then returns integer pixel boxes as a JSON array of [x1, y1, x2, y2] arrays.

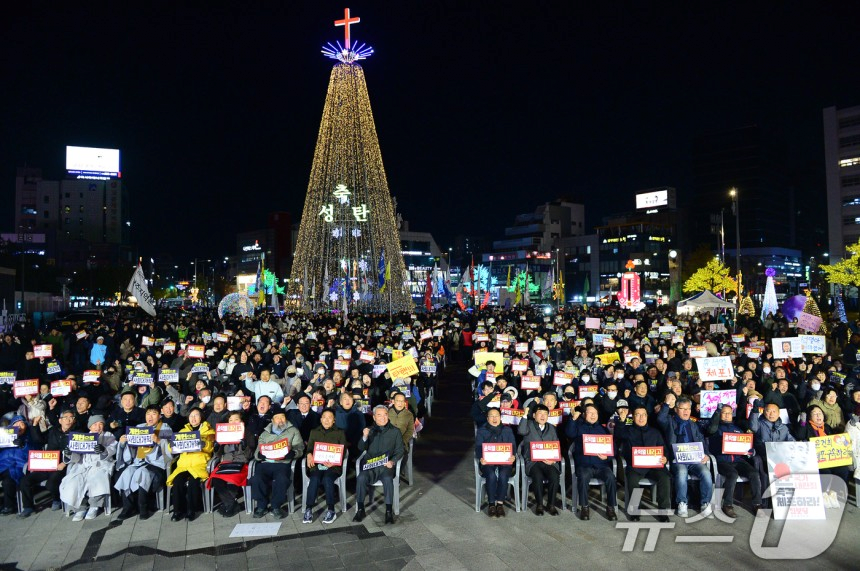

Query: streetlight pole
[[730, 188, 741, 330]]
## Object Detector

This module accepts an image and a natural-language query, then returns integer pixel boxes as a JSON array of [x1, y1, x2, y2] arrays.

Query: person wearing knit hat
[[60, 413, 117, 521]]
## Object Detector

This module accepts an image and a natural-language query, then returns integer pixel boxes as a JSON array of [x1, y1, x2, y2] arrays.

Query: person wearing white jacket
[[245, 370, 285, 405]]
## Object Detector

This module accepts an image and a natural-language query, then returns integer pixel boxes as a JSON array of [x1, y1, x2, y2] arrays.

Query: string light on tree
[[289, 8, 411, 311]]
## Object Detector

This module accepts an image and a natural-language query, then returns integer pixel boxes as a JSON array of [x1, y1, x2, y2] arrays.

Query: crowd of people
[[1, 302, 858, 530]]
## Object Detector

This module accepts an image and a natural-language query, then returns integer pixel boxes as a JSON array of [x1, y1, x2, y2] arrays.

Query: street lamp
[[729, 188, 741, 295]]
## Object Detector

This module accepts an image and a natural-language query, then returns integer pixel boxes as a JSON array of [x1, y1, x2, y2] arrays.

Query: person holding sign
[[250, 409, 304, 519], [59, 415, 117, 521], [18, 409, 76, 516], [518, 404, 562, 515], [615, 406, 670, 521], [354, 405, 404, 525], [166, 408, 215, 521], [656, 396, 714, 519], [0, 416, 30, 515], [565, 403, 618, 521], [475, 408, 516, 517], [799, 404, 852, 489], [303, 409, 347, 525], [748, 402, 795, 508], [703, 404, 762, 518], [208, 412, 254, 517], [115, 405, 174, 521]]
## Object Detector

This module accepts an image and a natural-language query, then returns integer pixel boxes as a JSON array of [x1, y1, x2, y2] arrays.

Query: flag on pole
[[378, 249, 387, 293], [506, 266, 511, 289], [126, 264, 157, 317], [542, 268, 554, 298], [523, 265, 531, 305], [424, 270, 433, 311]]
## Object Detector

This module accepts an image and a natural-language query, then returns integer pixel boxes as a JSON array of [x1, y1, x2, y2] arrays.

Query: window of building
[[839, 116, 860, 129], [840, 134, 860, 149], [840, 157, 860, 168], [43, 196, 49, 204], [64, 206, 71, 213], [79, 205, 84, 213], [843, 175, 860, 188], [843, 195, 860, 207]]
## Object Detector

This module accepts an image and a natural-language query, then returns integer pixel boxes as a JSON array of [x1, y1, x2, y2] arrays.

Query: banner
[[700, 389, 737, 418], [362, 454, 389, 470], [582, 434, 614, 456], [0, 371, 15, 385], [515, 342, 529, 353], [532, 339, 547, 351], [0, 428, 17, 448], [688, 345, 707, 358], [799, 335, 826, 355], [511, 359, 528, 372], [131, 373, 154, 387], [126, 263, 157, 317], [765, 441, 825, 520], [28, 450, 60, 471], [519, 376, 541, 391], [672, 442, 704, 464], [695, 356, 733, 382], [359, 350, 376, 363], [500, 407, 524, 426], [420, 361, 437, 374], [50, 379, 72, 397], [810, 433, 853, 469], [585, 317, 601, 329], [529, 441, 561, 462], [722, 432, 753, 455], [159, 369, 179, 383], [215, 423, 245, 444], [171, 431, 202, 454], [126, 426, 155, 447], [187, 345, 205, 359], [597, 352, 620, 365], [553, 371, 574, 386], [68, 432, 98, 454], [632, 446, 664, 468], [482, 443, 513, 464], [313, 442, 345, 466], [578, 385, 599, 399], [772, 337, 803, 359], [334, 359, 350, 371], [474, 351, 504, 370]]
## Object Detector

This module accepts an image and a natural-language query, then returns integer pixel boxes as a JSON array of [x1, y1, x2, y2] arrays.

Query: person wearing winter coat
[[302, 409, 348, 525], [59, 415, 117, 521], [207, 412, 255, 517], [250, 410, 304, 519], [518, 404, 562, 515], [703, 404, 762, 518], [354, 405, 404, 525], [615, 406, 670, 521], [0, 415, 30, 515], [475, 408, 516, 517], [165, 408, 215, 521], [566, 403, 618, 521]]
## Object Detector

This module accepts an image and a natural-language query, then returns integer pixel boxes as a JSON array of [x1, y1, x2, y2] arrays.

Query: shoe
[[302, 509, 313, 524], [579, 506, 590, 521], [700, 503, 713, 518], [271, 508, 286, 519], [547, 505, 559, 516], [535, 505, 544, 516], [85, 507, 100, 520], [0, 507, 16, 516], [253, 507, 266, 519], [496, 504, 506, 518], [224, 503, 241, 517], [488, 505, 497, 517], [171, 512, 185, 522], [676, 502, 688, 518], [322, 510, 337, 525], [628, 514, 641, 522], [353, 507, 366, 523], [139, 508, 151, 521], [606, 506, 617, 521], [116, 507, 136, 521], [18, 508, 34, 518], [384, 508, 394, 524], [51, 501, 63, 511], [722, 505, 737, 519], [752, 504, 763, 516], [72, 510, 86, 522], [186, 511, 198, 522], [656, 515, 670, 523]]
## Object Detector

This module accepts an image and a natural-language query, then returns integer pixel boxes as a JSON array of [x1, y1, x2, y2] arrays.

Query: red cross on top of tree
[[334, 8, 360, 49]]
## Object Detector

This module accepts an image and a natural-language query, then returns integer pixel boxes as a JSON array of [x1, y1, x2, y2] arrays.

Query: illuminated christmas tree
[[738, 295, 755, 316], [761, 267, 779, 321], [834, 286, 848, 323], [801, 289, 828, 334], [288, 9, 411, 311]]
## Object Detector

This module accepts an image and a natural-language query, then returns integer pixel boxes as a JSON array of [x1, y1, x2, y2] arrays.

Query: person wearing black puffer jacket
[[566, 403, 618, 521], [354, 405, 403, 525], [475, 408, 516, 518], [615, 405, 670, 522]]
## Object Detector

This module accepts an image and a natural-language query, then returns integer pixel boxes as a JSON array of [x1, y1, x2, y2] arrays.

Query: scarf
[[674, 418, 694, 444], [809, 421, 826, 438]]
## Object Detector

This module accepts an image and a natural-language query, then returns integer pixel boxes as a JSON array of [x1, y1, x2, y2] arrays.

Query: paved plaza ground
[[1, 364, 857, 570]]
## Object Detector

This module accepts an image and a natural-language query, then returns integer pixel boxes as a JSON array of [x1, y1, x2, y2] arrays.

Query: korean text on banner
[[796, 311, 823, 333], [597, 352, 620, 365], [259, 438, 290, 460], [810, 433, 853, 468], [695, 356, 734, 382], [582, 434, 614, 456], [482, 443, 513, 464], [28, 450, 60, 471], [721, 433, 753, 455], [699, 389, 737, 418], [216, 423, 245, 444], [187, 345, 205, 359], [632, 446, 664, 468], [672, 442, 704, 464], [313, 443, 345, 465], [126, 264, 157, 316], [799, 335, 826, 355], [386, 355, 418, 379], [529, 441, 561, 462], [126, 426, 155, 447], [171, 431, 202, 454]]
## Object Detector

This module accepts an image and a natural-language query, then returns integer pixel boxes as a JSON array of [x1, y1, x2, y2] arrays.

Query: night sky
[[3, 2, 859, 261]]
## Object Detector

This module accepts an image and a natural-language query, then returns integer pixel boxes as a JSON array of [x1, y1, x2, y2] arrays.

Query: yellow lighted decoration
[[288, 62, 410, 310], [820, 239, 860, 287], [683, 257, 738, 295]]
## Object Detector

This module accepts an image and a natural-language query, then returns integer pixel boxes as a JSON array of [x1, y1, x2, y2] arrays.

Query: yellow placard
[[392, 350, 406, 361], [474, 351, 505, 370], [811, 433, 853, 469], [386, 355, 419, 379], [597, 352, 621, 365]]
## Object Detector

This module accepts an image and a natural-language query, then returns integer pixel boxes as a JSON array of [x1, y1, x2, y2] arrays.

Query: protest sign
[[722, 433, 753, 455], [0, 371, 15, 385], [585, 317, 601, 329], [597, 352, 620, 365], [500, 407, 524, 426], [191, 363, 209, 374], [796, 312, 822, 333], [187, 345, 205, 359], [515, 342, 529, 353], [799, 335, 826, 355], [709, 324, 727, 334], [810, 433, 853, 469], [171, 431, 202, 454], [362, 454, 389, 470], [553, 371, 574, 386], [131, 373, 154, 387], [632, 446, 664, 468], [68, 432, 98, 454], [700, 389, 737, 418], [359, 350, 376, 363], [695, 356, 734, 382], [83, 370, 100, 384], [372, 364, 387, 378], [672, 442, 705, 464], [0, 428, 17, 448], [582, 434, 614, 456], [519, 376, 541, 391], [624, 319, 638, 328], [142, 336, 155, 346], [126, 426, 155, 447], [532, 338, 547, 351], [482, 443, 513, 464], [529, 441, 561, 461], [34, 344, 52, 358], [313, 442, 345, 465], [164, 342, 176, 353], [45, 360, 61, 375], [50, 379, 72, 397], [159, 369, 179, 383], [259, 438, 290, 460], [76, 330, 87, 340], [765, 442, 824, 521], [386, 355, 418, 379], [547, 409, 563, 426], [578, 385, 599, 399], [28, 450, 60, 471], [511, 359, 528, 372], [13, 379, 39, 398], [216, 423, 245, 444], [334, 359, 350, 371], [474, 352, 504, 370], [772, 337, 803, 359], [745, 347, 762, 359]]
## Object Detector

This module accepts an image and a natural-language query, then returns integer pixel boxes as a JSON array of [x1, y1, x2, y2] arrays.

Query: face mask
[[156, 352, 162, 358], [201, 396, 211, 404], [607, 391, 618, 399], [811, 383, 821, 391], [616, 373, 624, 379], [229, 358, 236, 363], [763, 368, 771, 374], [581, 375, 591, 382]]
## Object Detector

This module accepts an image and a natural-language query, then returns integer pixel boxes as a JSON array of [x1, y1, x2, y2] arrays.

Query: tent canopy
[[676, 290, 735, 315]]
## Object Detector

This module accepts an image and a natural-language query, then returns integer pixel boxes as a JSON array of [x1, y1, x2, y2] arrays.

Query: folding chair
[[474, 457, 520, 512], [206, 458, 253, 515], [518, 442, 566, 512], [301, 450, 350, 513], [567, 443, 616, 511], [354, 452, 403, 515]]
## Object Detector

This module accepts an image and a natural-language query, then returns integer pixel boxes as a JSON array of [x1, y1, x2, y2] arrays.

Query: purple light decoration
[[780, 294, 807, 321], [765, 267, 776, 277], [321, 41, 374, 64]]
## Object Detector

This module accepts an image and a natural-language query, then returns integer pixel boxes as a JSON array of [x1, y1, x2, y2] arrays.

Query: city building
[[400, 219, 449, 304], [228, 212, 295, 294], [824, 104, 860, 260]]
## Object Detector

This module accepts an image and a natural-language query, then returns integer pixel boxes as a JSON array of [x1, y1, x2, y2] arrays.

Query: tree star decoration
[[329, 292, 339, 302], [352, 291, 360, 301], [358, 259, 368, 272], [351, 228, 362, 238], [332, 227, 343, 239]]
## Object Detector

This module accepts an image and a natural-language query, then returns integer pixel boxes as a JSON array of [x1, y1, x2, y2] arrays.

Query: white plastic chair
[[206, 457, 253, 515], [354, 451, 403, 515], [474, 457, 520, 512], [247, 458, 298, 513], [301, 449, 350, 513], [567, 443, 616, 511], [517, 442, 566, 512]]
